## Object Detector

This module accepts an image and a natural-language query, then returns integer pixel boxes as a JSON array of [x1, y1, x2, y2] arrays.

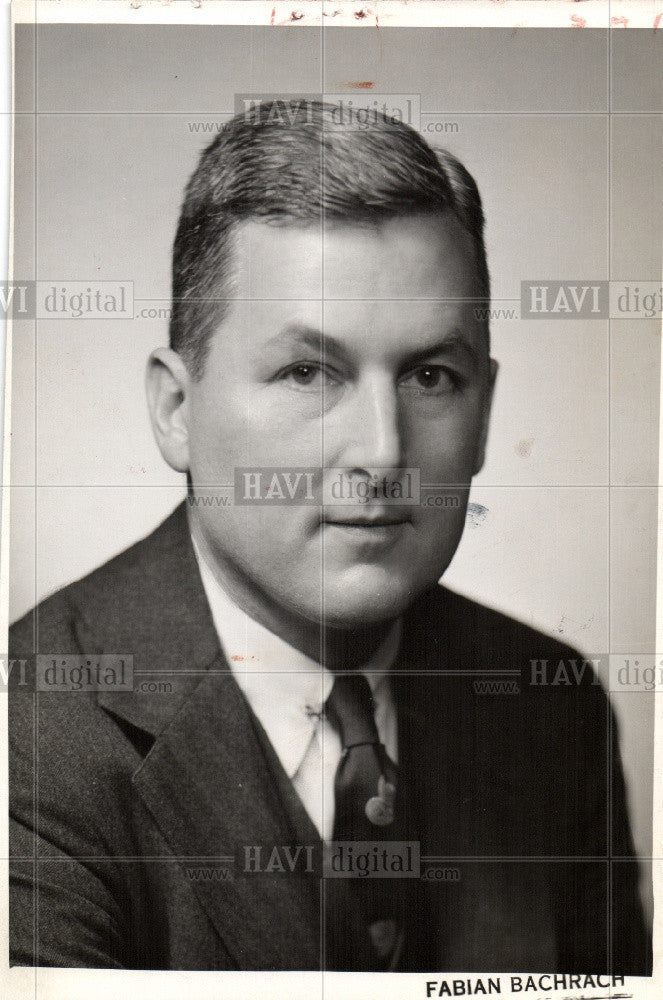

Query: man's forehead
[[230, 214, 479, 301]]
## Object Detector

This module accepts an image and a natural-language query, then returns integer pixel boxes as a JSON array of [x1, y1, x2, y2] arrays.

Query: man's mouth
[[319, 515, 411, 553], [323, 514, 409, 527]]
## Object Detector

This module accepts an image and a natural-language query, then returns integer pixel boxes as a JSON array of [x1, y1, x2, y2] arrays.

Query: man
[[9, 101, 650, 973]]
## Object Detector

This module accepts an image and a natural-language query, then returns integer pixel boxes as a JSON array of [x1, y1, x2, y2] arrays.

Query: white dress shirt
[[193, 542, 400, 841]]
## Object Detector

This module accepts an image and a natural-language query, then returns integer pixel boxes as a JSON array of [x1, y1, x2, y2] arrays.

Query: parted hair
[[170, 100, 489, 377]]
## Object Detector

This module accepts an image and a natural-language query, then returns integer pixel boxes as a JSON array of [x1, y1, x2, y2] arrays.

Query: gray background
[[9, 25, 662, 916]]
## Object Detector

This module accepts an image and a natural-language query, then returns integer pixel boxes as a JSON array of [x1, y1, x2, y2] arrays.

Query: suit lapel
[[131, 659, 320, 969], [88, 504, 319, 969]]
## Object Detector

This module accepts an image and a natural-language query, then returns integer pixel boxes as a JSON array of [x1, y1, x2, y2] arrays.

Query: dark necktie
[[323, 672, 405, 970], [326, 673, 398, 840]]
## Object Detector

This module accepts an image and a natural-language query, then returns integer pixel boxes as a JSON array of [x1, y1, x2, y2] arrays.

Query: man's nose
[[333, 376, 404, 474]]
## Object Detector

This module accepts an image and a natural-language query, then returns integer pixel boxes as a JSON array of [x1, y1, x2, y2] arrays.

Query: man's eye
[[400, 365, 459, 394], [278, 363, 336, 389]]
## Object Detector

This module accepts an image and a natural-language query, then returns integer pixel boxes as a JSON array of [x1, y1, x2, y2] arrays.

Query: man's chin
[[303, 569, 435, 628]]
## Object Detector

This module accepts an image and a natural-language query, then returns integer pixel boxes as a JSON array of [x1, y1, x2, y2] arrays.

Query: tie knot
[[326, 673, 379, 749]]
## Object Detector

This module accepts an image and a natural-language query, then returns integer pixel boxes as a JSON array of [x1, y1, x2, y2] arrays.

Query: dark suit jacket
[[9, 503, 651, 972]]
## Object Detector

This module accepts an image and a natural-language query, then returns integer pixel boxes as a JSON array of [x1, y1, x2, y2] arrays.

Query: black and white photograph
[[2, 2, 661, 998]]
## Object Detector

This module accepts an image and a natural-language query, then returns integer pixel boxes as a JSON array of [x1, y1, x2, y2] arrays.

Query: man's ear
[[146, 347, 192, 474], [472, 357, 498, 476]]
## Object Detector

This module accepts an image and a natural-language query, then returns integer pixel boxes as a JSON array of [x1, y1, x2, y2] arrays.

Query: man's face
[[185, 213, 494, 628]]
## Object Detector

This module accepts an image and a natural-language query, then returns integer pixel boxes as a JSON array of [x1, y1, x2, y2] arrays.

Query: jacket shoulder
[[413, 584, 581, 664], [9, 504, 189, 657]]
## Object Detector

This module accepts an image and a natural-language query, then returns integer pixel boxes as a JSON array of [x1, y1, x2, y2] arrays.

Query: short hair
[[170, 100, 489, 378]]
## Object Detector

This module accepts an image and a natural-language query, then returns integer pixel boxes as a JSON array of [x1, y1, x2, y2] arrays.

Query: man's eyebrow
[[400, 331, 481, 372], [262, 323, 353, 364]]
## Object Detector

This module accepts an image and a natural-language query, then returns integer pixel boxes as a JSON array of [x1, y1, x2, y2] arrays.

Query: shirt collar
[[192, 537, 401, 777]]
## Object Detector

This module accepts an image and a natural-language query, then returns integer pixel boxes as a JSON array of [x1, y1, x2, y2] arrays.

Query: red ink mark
[[610, 16, 629, 28], [354, 8, 370, 19], [290, 10, 304, 20], [570, 14, 586, 28], [230, 654, 259, 662], [653, 12, 662, 33], [270, 6, 275, 25], [346, 81, 374, 89]]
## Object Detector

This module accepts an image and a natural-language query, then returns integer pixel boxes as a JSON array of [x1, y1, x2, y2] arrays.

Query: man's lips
[[321, 512, 411, 527]]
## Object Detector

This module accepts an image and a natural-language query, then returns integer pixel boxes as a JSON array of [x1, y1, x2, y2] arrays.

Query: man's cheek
[[413, 497, 469, 552], [416, 453, 476, 490]]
